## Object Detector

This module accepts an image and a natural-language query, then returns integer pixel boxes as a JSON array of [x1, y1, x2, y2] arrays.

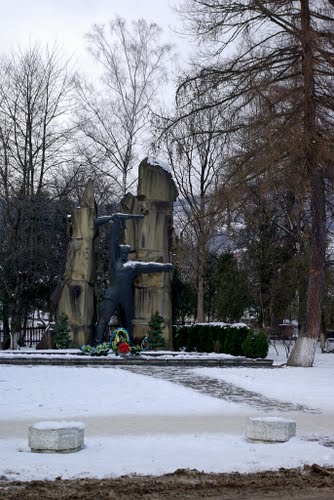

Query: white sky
[[1, 0, 186, 71], [1, 344, 334, 480]]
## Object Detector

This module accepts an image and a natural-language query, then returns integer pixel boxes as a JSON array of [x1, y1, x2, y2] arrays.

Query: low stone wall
[[0, 353, 274, 367]]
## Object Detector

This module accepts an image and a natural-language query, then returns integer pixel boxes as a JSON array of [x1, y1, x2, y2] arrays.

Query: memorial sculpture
[[53, 159, 176, 348], [94, 212, 172, 344]]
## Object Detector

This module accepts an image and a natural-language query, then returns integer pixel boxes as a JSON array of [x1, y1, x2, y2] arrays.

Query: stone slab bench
[[28, 421, 85, 453], [246, 417, 296, 442]]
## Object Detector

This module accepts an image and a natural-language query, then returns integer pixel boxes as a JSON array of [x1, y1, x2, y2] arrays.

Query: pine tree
[[53, 313, 71, 349], [147, 312, 166, 350]]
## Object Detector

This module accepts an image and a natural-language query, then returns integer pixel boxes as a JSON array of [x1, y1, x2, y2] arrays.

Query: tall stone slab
[[121, 157, 178, 347], [56, 180, 97, 346]]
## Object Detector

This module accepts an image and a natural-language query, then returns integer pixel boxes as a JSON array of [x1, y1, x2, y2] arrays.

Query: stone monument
[[121, 157, 178, 347], [51, 159, 177, 348], [55, 180, 106, 347]]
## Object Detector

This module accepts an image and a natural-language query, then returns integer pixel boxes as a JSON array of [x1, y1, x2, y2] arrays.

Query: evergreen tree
[[53, 313, 71, 349], [171, 266, 196, 324], [213, 252, 252, 323], [147, 312, 166, 350]]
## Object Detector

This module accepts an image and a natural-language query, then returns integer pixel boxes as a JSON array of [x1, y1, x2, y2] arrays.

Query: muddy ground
[[1, 465, 334, 499]]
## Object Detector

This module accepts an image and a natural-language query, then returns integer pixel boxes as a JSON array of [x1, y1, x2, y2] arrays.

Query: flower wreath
[[110, 327, 130, 354]]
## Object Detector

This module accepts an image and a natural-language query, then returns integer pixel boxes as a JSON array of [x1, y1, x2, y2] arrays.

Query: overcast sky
[[1, 0, 187, 71]]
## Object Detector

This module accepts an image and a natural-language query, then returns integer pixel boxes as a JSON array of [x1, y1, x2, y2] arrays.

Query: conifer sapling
[[147, 312, 166, 350], [53, 313, 71, 349]]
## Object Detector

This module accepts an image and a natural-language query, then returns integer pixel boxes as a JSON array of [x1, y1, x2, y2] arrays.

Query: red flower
[[118, 341, 131, 354]]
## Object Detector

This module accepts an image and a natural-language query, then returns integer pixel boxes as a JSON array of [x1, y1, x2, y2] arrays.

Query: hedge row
[[172, 324, 268, 358]]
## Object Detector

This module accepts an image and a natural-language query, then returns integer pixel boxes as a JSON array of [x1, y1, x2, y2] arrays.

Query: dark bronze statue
[[94, 213, 172, 344]]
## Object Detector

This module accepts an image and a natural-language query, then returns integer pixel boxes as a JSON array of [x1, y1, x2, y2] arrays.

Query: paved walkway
[[118, 365, 334, 449], [121, 365, 318, 413], [1, 412, 334, 441]]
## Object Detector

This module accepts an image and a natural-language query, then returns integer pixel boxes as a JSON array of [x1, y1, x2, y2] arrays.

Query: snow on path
[[0, 365, 245, 420], [2, 434, 334, 481]]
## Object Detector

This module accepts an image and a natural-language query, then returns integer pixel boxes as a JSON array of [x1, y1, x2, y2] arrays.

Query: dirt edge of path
[[1, 464, 334, 499]]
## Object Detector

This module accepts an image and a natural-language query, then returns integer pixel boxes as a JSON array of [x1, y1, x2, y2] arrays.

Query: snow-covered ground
[[1, 343, 334, 481]]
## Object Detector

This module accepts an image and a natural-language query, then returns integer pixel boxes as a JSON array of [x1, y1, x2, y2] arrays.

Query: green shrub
[[190, 324, 201, 350], [211, 325, 227, 352], [172, 325, 187, 350], [53, 313, 71, 349], [241, 330, 269, 359], [223, 326, 249, 356], [198, 324, 214, 352], [147, 312, 166, 350], [173, 324, 214, 352], [173, 323, 246, 354]]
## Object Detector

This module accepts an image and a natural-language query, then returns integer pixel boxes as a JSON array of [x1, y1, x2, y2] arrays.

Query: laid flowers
[[109, 327, 141, 356], [80, 342, 110, 356], [117, 341, 131, 355], [80, 327, 141, 357], [113, 340, 141, 356]]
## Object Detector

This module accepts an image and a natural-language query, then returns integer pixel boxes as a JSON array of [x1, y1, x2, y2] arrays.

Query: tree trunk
[[319, 310, 327, 352], [1, 299, 11, 349], [10, 300, 22, 350], [196, 270, 205, 323], [288, 169, 326, 366], [196, 230, 206, 323], [287, 0, 325, 367]]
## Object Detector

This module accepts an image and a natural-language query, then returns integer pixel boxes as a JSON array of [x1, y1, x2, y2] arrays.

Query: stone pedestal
[[246, 417, 296, 442], [122, 158, 178, 347], [28, 421, 85, 453]]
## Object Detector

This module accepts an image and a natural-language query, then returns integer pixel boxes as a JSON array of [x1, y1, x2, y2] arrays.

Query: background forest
[[0, 1, 334, 367]]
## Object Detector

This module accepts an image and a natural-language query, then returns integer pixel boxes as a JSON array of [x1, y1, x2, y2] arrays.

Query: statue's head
[[119, 245, 131, 263]]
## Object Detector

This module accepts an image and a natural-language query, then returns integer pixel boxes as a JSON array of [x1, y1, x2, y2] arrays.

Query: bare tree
[[77, 17, 172, 196], [0, 44, 76, 195], [0, 44, 77, 348], [157, 89, 228, 322], [176, 0, 334, 366]]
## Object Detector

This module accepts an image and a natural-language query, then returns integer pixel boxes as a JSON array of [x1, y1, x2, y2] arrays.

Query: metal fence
[[0, 326, 46, 348], [22, 326, 46, 347]]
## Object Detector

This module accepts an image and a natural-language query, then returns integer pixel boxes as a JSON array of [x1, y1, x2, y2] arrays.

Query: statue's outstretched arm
[[95, 215, 113, 227], [125, 262, 173, 274], [112, 213, 144, 222]]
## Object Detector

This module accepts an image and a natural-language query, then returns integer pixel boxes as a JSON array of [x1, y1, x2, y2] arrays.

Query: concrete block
[[246, 417, 296, 442], [28, 421, 85, 453]]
